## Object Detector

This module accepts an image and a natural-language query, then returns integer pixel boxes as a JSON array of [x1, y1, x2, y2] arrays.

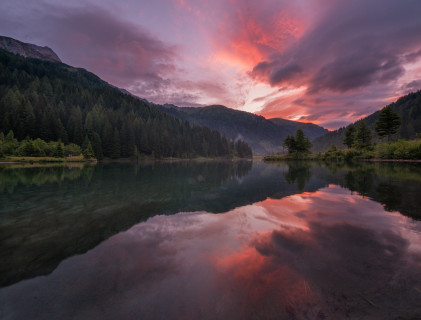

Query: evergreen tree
[[343, 125, 356, 148], [54, 140, 64, 158], [111, 128, 121, 159], [375, 106, 401, 141], [282, 135, 296, 154], [282, 129, 312, 155], [354, 122, 372, 149], [5, 130, 15, 141], [89, 132, 103, 160], [101, 120, 114, 157], [82, 135, 90, 151], [82, 141, 95, 159], [295, 129, 312, 153]]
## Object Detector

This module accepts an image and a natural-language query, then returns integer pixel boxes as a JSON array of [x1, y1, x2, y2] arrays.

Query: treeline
[[265, 108, 421, 161], [0, 49, 252, 159], [0, 130, 84, 158], [312, 90, 421, 152]]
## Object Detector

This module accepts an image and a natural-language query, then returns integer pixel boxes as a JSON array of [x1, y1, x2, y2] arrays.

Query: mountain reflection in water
[[1, 160, 421, 319]]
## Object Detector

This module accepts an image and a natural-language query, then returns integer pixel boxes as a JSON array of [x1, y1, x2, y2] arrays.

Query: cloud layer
[[1, 0, 421, 128]]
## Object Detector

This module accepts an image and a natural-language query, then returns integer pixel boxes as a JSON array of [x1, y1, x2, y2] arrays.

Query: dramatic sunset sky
[[1, 0, 421, 128]]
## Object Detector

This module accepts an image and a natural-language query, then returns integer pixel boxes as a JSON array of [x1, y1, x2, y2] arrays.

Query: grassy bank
[[264, 139, 421, 162], [0, 155, 97, 163]]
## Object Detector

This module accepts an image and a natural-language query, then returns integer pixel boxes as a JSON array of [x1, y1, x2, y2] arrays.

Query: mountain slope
[[157, 104, 328, 155], [268, 118, 329, 139], [0, 35, 61, 63], [0, 45, 252, 159], [312, 90, 421, 152]]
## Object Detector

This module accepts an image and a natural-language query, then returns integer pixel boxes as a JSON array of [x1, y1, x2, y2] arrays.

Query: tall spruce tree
[[111, 128, 121, 159], [343, 125, 356, 148], [282, 129, 312, 154], [375, 106, 401, 141], [82, 141, 95, 159], [295, 129, 312, 153], [355, 122, 372, 149]]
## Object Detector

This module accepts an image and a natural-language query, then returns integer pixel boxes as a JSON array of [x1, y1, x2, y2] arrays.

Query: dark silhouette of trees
[[343, 125, 356, 148], [283, 129, 312, 155], [375, 106, 401, 141], [354, 122, 372, 149], [0, 49, 252, 159]]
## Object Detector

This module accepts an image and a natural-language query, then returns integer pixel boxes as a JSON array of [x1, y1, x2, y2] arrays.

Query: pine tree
[[355, 122, 372, 149], [283, 129, 312, 154], [111, 128, 121, 159], [283, 135, 296, 154], [82, 140, 95, 159], [5, 130, 15, 141], [343, 125, 356, 148], [90, 132, 104, 160], [375, 106, 401, 141], [295, 129, 312, 153]]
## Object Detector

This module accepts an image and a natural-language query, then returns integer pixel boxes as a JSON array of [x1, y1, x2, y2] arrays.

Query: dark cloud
[[252, 0, 421, 93], [403, 79, 421, 93], [270, 61, 302, 84], [0, 2, 179, 95], [46, 5, 177, 88], [308, 52, 405, 94], [252, 60, 303, 85]]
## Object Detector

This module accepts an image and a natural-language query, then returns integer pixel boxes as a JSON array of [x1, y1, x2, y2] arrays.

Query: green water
[[1, 160, 421, 319]]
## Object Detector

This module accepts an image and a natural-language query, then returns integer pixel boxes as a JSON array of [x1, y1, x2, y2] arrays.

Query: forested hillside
[[0, 49, 252, 159], [157, 104, 328, 155], [312, 90, 421, 152]]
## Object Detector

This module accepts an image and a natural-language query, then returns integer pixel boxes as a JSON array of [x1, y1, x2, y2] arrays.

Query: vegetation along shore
[[265, 106, 421, 162]]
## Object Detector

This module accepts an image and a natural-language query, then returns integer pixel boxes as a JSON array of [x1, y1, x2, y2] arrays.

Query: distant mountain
[[268, 118, 329, 139], [0, 35, 61, 63], [156, 104, 328, 155], [312, 90, 421, 152], [0, 40, 252, 159]]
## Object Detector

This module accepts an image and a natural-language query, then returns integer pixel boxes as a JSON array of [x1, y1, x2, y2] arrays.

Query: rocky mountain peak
[[0, 35, 61, 63]]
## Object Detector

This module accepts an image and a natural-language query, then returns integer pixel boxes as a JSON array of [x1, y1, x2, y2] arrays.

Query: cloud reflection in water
[[1, 186, 421, 319]]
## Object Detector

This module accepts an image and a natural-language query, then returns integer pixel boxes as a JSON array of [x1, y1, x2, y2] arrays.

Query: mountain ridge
[[0, 43, 252, 159], [156, 104, 329, 155], [312, 90, 421, 152], [0, 35, 61, 63], [0, 35, 327, 156]]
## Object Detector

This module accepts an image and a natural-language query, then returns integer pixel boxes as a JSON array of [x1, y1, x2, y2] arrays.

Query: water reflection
[[0, 161, 254, 287], [1, 161, 421, 319]]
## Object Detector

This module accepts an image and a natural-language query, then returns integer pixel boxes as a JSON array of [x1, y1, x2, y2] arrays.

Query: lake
[[1, 160, 421, 319]]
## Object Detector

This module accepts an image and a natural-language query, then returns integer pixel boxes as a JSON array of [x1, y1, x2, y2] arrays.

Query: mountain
[[312, 90, 421, 152], [0, 40, 252, 159], [0, 35, 61, 63], [268, 118, 329, 139], [156, 104, 328, 155]]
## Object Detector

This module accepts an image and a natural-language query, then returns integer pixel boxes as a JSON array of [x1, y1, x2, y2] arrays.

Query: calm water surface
[[1, 161, 421, 319]]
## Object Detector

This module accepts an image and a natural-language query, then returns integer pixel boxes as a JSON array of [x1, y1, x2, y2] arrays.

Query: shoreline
[[0, 156, 253, 165], [359, 158, 421, 163], [263, 156, 421, 163], [0, 156, 97, 164]]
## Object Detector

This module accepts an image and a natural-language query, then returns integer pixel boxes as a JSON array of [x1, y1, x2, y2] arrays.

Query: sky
[[1, 0, 421, 129]]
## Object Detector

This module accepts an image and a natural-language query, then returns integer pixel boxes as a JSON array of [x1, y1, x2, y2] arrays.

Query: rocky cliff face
[[0, 35, 61, 63]]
